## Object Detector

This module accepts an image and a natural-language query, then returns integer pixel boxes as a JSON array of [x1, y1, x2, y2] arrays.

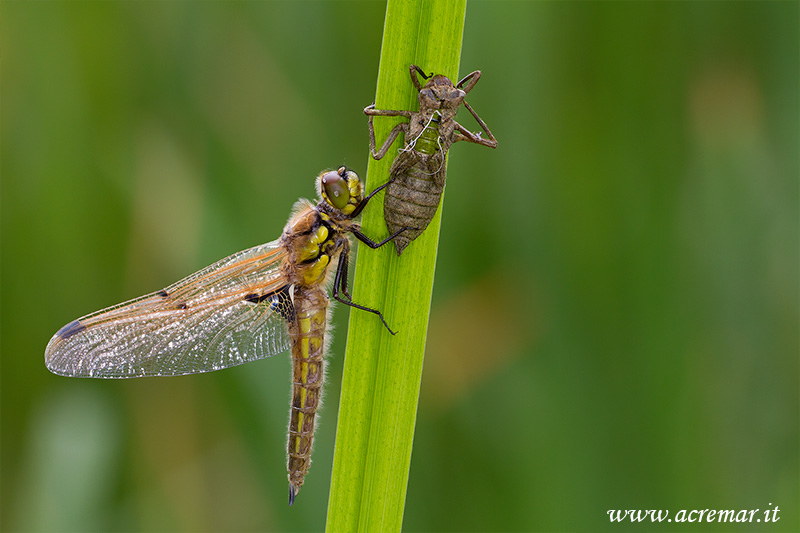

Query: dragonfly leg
[[349, 176, 396, 218], [409, 64, 432, 90], [452, 101, 498, 149], [332, 250, 396, 335], [456, 69, 482, 94], [338, 242, 352, 300], [365, 105, 411, 160], [364, 103, 413, 118], [350, 226, 412, 249]]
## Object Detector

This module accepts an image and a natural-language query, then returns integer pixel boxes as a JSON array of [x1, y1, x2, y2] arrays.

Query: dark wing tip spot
[[56, 320, 86, 340], [157, 289, 169, 298]]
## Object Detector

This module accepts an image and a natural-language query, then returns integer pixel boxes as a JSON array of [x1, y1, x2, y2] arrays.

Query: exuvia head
[[318, 166, 363, 216], [419, 74, 466, 110]]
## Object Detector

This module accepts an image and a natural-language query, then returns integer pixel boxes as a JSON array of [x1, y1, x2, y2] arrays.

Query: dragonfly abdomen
[[384, 155, 446, 254], [287, 285, 328, 505]]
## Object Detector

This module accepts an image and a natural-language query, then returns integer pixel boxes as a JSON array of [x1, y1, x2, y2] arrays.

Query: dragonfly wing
[[45, 240, 295, 378]]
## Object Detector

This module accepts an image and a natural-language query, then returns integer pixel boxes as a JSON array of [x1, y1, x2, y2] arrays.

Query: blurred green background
[[2, 1, 797, 532]]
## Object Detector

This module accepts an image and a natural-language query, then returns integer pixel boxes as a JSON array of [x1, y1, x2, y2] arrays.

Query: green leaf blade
[[327, 1, 467, 531]]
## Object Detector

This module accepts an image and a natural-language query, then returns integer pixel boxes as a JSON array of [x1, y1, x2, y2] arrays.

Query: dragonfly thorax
[[414, 113, 443, 154]]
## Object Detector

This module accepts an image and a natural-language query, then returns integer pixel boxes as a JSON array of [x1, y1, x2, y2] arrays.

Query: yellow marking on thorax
[[295, 222, 335, 286], [297, 225, 329, 262], [303, 254, 330, 285]]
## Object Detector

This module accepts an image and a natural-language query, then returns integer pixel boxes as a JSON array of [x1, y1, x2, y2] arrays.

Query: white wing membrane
[[45, 240, 294, 378]]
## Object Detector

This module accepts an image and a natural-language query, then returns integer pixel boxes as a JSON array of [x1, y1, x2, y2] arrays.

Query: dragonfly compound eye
[[448, 89, 465, 101], [321, 170, 350, 210], [419, 88, 438, 107]]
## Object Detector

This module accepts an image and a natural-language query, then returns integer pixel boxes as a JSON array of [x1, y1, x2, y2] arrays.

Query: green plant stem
[[326, 1, 467, 531]]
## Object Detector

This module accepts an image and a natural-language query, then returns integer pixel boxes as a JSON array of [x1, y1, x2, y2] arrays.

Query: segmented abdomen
[[287, 285, 328, 503], [384, 151, 446, 255]]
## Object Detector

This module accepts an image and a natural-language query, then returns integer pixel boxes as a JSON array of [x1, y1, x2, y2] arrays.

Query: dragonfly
[[365, 64, 498, 255], [44, 166, 405, 506]]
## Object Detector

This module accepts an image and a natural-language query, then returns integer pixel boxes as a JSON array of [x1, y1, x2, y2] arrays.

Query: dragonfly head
[[318, 166, 363, 216], [419, 74, 465, 110]]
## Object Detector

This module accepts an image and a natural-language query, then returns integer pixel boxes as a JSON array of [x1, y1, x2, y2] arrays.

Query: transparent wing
[[45, 240, 295, 378]]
